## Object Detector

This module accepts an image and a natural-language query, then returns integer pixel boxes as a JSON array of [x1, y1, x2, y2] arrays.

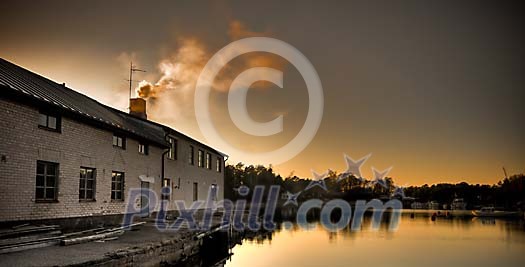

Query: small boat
[[472, 207, 519, 218]]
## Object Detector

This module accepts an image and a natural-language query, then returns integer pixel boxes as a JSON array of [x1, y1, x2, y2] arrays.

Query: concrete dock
[[0, 219, 225, 266]]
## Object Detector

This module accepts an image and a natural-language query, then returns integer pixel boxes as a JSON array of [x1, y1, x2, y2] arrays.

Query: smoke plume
[[132, 20, 287, 135]]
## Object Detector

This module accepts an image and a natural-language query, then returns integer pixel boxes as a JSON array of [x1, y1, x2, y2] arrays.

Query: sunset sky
[[1, 0, 523, 185]]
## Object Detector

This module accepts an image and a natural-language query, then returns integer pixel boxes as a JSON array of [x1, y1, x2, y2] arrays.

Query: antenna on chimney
[[126, 61, 146, 109]]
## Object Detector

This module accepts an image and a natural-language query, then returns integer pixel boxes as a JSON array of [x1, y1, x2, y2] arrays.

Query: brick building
[[0, 58, 226, 226]]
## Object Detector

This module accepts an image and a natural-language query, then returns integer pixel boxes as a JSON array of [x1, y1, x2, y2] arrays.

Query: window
[[79, 167, 96, 201], [139, 143, 149, 155], [168, 137, 177, 160], [36, 161, 58, 201], [162, 178, 171, 200], [193, 182, 198, 201], [206, 153, 211, 170], [38, 111, 61, 132], [111, 171, 124, 201], [198, 150, 204, 167], [210, 183, 218, 201], [188, 145, 195, 165], [216, 157, 222, 172], [113, 134, 126, 149]]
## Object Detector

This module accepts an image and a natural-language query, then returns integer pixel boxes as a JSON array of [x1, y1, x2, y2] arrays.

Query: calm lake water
[[221, 213, 525, 267]]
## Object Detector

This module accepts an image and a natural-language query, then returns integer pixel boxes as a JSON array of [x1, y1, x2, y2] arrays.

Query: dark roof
[[0, 58, 226, 156]]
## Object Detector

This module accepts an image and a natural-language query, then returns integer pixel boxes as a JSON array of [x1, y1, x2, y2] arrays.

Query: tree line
[[224, 162, 525, 210]]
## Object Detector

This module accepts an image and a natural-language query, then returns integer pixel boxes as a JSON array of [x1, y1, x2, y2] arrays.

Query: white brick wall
[[0, 98, 224, 222]]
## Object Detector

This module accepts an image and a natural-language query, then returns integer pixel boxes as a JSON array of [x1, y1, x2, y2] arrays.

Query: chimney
[[130, 98, 147, 119]]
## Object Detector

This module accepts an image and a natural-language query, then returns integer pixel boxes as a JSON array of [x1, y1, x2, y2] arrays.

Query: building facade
[[0, 58, 225, 224]]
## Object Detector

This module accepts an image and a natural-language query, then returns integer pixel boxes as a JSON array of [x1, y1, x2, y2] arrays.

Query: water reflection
[[176, 212, 525, 267], [226, 213, 525, 267]]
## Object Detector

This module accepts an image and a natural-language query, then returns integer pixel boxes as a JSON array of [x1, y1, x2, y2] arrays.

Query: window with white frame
[[206, 153, 211, 170], [139, 143, 148, 155], [216, 157, 222, 172], [79, 167, 96, 201], [38, 111, 61, 132], [168, 137, 177, 160], [113, 134, 126, 149], [198, 150, 204, 167], [36, 161, 59, 201], [111, 171, 124, 200]]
